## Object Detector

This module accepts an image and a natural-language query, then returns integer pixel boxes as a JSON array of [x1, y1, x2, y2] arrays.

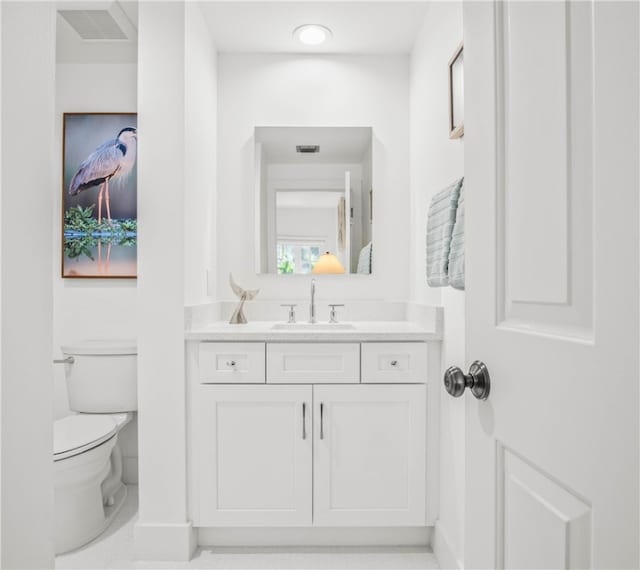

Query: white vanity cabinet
[[189, 339, 433, 531]]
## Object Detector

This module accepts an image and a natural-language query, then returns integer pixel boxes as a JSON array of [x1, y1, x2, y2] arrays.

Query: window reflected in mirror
[[277, 243, 321, 275]]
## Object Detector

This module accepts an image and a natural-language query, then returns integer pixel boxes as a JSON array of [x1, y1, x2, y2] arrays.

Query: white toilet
[[54, 339, 137, 555]]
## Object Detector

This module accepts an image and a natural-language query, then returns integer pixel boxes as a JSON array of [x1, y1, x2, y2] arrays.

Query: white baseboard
[[198, 527, 432, 547], [134, 521, 196, 561], [433, 522, 462, 570]]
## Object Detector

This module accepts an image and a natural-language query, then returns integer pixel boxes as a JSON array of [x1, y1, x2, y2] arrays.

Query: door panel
[[498, 447, 591, 570], [503, 2, 569, 306], [464, 1, 638, 568], [498, 1, 594, 338], [313, 384, 426, 526], [195, 385, 312, 526], [344, 171, 351, 273]]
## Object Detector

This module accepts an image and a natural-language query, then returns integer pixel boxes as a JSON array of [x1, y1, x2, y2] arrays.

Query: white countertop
[[185, 320, 442, 342]]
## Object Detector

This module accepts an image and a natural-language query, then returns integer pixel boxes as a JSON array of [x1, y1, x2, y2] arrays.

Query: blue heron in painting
[[69, 127, 137, 225]]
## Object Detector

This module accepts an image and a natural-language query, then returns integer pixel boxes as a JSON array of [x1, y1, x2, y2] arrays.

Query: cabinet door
[[196, 385, 312, 526], [313, 384, 426, 526]]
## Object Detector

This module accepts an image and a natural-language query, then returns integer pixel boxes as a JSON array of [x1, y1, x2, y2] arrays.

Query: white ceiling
[[56, 1, 138, 64], [199, 1, 429, 54], [56, 1, 429, 63], [256, 126, 371, 164]]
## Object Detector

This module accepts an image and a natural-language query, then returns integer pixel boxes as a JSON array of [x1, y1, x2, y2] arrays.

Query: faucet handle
[[280, 304, 297, 324], [328, 304, 345, 324]]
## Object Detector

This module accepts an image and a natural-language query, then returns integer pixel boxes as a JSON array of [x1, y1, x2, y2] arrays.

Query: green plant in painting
[[64, 236, 97, 261], [64, 205, 138, 234], [64, 204, 96, 232], [64, 205, 137, 261], [118, 218, 137, 232]]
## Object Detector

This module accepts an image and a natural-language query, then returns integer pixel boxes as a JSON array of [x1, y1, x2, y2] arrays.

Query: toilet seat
[[54, 415, 118, 462]]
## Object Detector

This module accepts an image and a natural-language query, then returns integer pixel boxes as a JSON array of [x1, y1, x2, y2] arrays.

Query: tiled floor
[[56, 486, 440, 570]]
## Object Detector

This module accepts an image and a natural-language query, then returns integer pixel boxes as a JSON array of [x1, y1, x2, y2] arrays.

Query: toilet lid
[[54, 415, 118, 460]]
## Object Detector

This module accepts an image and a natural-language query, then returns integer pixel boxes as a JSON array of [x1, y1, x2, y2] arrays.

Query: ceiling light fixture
[[293, 24, 332, 46]]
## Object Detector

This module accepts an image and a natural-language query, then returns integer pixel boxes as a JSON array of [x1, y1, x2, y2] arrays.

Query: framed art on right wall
[[448, 43, 464, 139]]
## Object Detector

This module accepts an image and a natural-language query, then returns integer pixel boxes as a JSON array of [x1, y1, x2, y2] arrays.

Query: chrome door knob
[[443, 361, 491, 400]]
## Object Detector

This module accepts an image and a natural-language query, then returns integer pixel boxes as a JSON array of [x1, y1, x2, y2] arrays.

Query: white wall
[[1, 2, 56, 567], [217, 54, 409, 301], [136, 2, 189, 558], [53, 64, 138, 422], [409, 2, 465, 568], [136, 2, 216, 560], [53, 63, 139, 484], [184, 7, 217, 306]]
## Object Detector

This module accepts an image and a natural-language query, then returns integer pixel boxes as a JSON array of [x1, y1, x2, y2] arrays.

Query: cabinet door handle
[[320, 402, 325, 440], [302, 402, 307, 440]]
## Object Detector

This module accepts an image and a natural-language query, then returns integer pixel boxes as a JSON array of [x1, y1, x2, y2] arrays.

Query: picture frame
[[62, 112, 137, 278], [448, 42, 464, 139]]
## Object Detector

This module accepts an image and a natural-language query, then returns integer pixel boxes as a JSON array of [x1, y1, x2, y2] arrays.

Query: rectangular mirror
[[255, 126, 373, 275]]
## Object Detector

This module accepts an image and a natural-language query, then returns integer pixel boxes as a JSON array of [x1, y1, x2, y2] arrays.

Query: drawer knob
[[226, 360, 237, 368], [390, 360, 398, 367]]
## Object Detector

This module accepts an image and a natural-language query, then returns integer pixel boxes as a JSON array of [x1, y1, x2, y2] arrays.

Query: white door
[[463, 2, 638, 569], [344, 170, 352, 273], [195, 385, 312, 526], [313, 384, 426, 526]]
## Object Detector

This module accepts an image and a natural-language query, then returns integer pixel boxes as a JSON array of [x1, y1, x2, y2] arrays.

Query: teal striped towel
[[426, 178, 463, 287], [357, 241, 373, 274], [448, 179, 465, 290]]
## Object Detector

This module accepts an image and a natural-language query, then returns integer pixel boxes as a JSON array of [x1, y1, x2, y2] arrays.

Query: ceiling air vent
[[58, 9, 128, 40], [296, 145, 320, 154]]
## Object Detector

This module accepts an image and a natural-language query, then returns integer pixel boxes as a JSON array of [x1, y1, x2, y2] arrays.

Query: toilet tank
[[61, 340, 137, 413]]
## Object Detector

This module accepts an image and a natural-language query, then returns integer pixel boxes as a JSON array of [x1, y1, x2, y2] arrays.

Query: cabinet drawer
[[361, 342, 427, 383], [198, 342, 265, 384], [267, 343, 360, 384]]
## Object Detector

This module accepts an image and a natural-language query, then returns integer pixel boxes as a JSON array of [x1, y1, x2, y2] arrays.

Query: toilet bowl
[[54, 413, 132, 554], [54, 340, 137, 555]]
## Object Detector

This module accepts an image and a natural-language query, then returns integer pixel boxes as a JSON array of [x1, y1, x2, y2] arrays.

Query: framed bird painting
[[62, 113, 137, 278]]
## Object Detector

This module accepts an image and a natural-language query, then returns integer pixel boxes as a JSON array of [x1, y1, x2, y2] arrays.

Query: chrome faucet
[[309, 278, 317, 324]]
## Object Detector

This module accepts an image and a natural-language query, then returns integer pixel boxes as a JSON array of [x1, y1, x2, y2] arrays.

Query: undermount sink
[[271, 323, 356, 331]]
